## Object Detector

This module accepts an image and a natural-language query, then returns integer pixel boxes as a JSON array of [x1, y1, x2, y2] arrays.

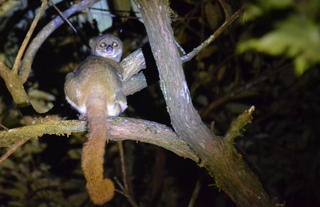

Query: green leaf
[[242, 0, 293, 21], [237, 16, 320, 75], [294, 56, 308, 76], [265, 0, 293, 8]]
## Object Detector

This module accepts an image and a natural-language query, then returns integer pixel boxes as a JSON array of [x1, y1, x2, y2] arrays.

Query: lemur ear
[[89, 37, 98, 50]]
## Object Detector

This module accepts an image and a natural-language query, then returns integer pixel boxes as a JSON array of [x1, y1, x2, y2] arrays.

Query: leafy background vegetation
[[0, 0, 319, 206]]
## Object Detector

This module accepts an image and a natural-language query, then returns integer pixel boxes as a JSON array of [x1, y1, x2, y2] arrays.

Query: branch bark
[[0, 117, 198, 162], [0, 62, 29, 105], [136, 1, 274, 207], [121, 48, 146, 81], [122, 72, 147, 96]]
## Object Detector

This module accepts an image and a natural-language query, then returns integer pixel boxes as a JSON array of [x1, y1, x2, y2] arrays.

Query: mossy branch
[[0, 118, 198, 162], [0, 62, 30, 106], [0, 62, 55, 113], [0, 120, 81, 147], [224, 106, 255, 144]]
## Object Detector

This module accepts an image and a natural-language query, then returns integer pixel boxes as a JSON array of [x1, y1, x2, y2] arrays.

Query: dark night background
[[0, 0, 319, 206]]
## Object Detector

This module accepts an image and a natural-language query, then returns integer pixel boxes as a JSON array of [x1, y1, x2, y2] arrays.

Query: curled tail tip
[[87, 179, 115, 205]]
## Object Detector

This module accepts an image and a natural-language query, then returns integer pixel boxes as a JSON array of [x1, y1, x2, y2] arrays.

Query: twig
[[0, 123, 9, 131], [175, 40, 186, 55], [224, 106, 255, 144], [117, 142, 129, 192], [187, 179, 201, 207], [50, 1, 78, 33], [12, 0, 49, 74], [147, 149, 166, 205], [114, 177, 125, 193], [181, 8, 243, 63], [0, 138, 29, 163], [217, 0, 231, 20], [114, 176, 140, 207]]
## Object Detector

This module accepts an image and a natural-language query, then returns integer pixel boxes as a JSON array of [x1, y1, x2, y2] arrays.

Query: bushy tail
[[82, 95, 115, 205]]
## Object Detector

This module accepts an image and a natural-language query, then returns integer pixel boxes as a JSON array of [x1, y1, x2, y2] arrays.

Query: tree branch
[[0, 62, 55, 113], [121, 48, 146, 81], [137, 0, 219, 166], [224, 106, 255, 144], [0, 62, 29, 105], [181, 8, 243, 63], [122, 72, 147, 96], [0, 117, 198, 162], [12, 0, 49, 74], [135, 1, 274, 207]]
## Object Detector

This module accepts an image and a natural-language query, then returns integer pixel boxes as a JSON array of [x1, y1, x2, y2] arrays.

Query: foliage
[[239, 0, 320, 75], [0, 139, 88, 207], [242, 0, 294, 21]]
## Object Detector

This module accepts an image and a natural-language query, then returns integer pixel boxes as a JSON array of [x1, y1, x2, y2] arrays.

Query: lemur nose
[[106, 45, 113, 52]]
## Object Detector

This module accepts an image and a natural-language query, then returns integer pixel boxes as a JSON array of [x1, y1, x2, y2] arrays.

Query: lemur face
[[91, 34, 123, 62]]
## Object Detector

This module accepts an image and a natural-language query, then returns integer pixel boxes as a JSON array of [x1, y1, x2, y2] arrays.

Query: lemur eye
[[112, 41, 118, 47], [99, 42, 107, 48]]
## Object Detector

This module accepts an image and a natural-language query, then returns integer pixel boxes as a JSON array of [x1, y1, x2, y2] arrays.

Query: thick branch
[[137, 0, 219, 166], [136, 1, 274, 207], [122, 72, 147, 96], [0, 117, 198, 162], [120, 48, 148, 95], [121, 48, 146, 81]]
